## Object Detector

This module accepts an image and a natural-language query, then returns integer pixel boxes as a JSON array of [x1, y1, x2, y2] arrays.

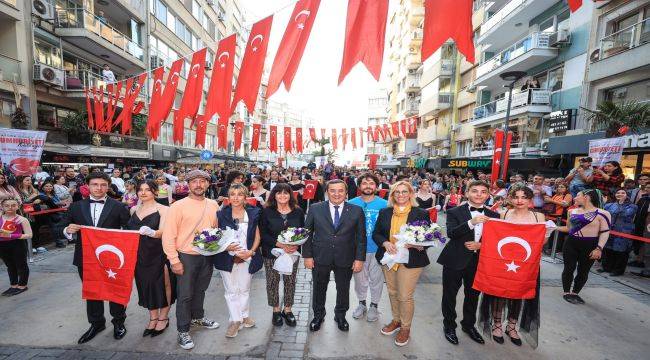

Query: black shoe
[[596, 268, 607, 273], [491, 323, 504, 344], [309, 317, 324, 332], [10, 287, 27, 296], [334, 316, 349, 331], [1, 288, 17, 296], [150, 319, 169, 337], [573, 294, 585, 304], [506, 324, 522, 346], [55, 241, 66, 248], [563, 294, 579, 304], [610, 271, 624, 277], [462, 326, 485, 344], [272, 312, 283, 327], [444, 328, 458, 345], [113, 324, 127, 340], [631, 271, 650, 278], [78, 324, 106, 344], [282, 311, 297, 327], [143, 318, 158, 337]]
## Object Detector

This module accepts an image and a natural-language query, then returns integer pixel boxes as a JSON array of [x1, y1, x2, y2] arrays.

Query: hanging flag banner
[[103, 82, 122, 132], [331, 128, 338, 150], [269, 125, 278, 153], [422, 0, 474, 63], [501, 131, 513, 180], [117, 73, 146, 135], [368, 154, 379, 170], [366, 126, 373, 141], [490, 129, 505, 185], [93, 86, 105, 132], [588, 137, 625, 168], [267, 0, 321, 98], [342, 128, 348, 150], [174, 48, 207, 143], [358, 127, 364, 147], [407, 117, 417, 134], [284, 126, 293, 153], [351, 128, 357, 149], [251, 123, 261, 151], [147, 59, 183, 140], [382, 124, 392, 140], [400, 119, 408, 137], [391, 121, 400, 138], [203, 34, 236, 148], [233, 120, 244, 151], [568, 0, 582, 12], [309, 127, 317, 142], [0, 129, 47, 176], [84, 88, 94, 130], [296, 127, 303, 153], [321, 128, 326, 140]]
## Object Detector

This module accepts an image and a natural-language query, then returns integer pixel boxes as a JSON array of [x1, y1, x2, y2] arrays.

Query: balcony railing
[[481, 0, 528, 36], [472, 89, 551, 120], [56, 8, 144, 61], [476, 32, 551, 79], [63, 69, 105, 91], [599, 18, 650, 61], [0, 54, 21, 84]]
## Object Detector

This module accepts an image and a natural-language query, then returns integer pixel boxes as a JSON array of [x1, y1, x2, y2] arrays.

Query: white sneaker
[[191, 317, 220, 329], [178, 332, 194, 350], [366, 306, 379, 322], [352, 303, 367, 319]]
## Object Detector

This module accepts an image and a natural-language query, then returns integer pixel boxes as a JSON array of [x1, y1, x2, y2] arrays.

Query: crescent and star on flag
[[497, 236, 532, 273], [94, 244, 125, 280]]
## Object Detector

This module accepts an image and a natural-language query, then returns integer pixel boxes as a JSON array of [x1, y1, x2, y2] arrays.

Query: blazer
[[302, 201, 366, 267], [437, 203, 500, 271], [372, 207, 431, 268], [213, 205, 263, 274], [61, 197, 130, 268], [259, 207, 305, 258]]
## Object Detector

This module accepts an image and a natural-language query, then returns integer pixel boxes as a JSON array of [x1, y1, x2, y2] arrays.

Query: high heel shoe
[[506, 323, 522, 346], [491, 322, 504, 344], [150, 318, 169, 337], [143, 318, 158, 337]]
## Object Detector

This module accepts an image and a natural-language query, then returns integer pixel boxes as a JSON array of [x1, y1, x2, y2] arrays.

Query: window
[[36, 103, 77, 128], [160, 123, 173, 144], [548, 66, 564, 92], [34, 38, 62, 68], [459, 104, 474, 123], [1, 98, 16, 118], [155, 0, 167, 24], [603, 79, 650, 103], [166, 11, 175, 31]]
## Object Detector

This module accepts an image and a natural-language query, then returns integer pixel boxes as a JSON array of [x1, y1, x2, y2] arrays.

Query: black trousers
[[441, 255, 479, 330], [601, 248, 629, 274], [77, 267, 126, 327], [0, 240, 29, 286], [562, 235, 598, 293], [175, 253, 214, 332], [312, 263, 353, 320]]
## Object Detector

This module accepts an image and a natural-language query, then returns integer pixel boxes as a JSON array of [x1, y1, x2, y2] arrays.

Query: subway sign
[[442, 159, 492, 169]]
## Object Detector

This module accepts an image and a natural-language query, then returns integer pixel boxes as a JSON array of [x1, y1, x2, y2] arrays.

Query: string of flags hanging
[[82, 0, 476, 153]]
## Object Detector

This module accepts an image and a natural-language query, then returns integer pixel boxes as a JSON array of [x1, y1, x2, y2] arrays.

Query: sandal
[[151, 318, 169, 337], [491, 321, 504, 344], [506, 322, 522, 346], [143, 318, 158, 337]]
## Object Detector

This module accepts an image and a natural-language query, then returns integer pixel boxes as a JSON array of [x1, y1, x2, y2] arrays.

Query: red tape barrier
[[27, 208, 68, 216], [548, 215, 650, 243]]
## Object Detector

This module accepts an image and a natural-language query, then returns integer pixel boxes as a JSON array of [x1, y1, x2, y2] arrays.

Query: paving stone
[[278, 350, 303, 358], [280, 343, 304, 352]]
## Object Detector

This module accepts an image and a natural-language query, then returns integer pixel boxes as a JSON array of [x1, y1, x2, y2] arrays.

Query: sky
[[239, 0, 389, 163]]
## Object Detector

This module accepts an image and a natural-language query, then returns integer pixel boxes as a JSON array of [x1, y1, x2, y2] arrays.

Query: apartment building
[[366, 90, 389, 158], [265, 99, 315, 166], [549, 0, 650, 178], [0, 0, 249, 167]]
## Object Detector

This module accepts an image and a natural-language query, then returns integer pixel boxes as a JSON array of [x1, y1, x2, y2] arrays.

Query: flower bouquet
[[277, 227, 310, 246], [380, 220, 447, 268], [192, 228, 224, 256]]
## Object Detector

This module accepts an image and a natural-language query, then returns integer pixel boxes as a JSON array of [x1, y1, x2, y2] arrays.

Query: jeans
[[569, 183, 588, 198]]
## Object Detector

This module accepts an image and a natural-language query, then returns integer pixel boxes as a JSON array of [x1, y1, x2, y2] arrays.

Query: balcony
[[410, 29, 423, 46], [471, 89, 551, 126], [404, 99, 420, 116], [55, 8, 145, 71], [409, 6, 424, 26], [478, 0, 558, 51], [417, 124, 449, 144], [475, 32, 558, 88], [420, 59, 453, 86], [419, 92, 453, 117], [406, 54, 422, 70], [0, 53, 21, 84], [0, 0, 20, 21], [406, 74, 421, 93], [589, 18, 650, 82]]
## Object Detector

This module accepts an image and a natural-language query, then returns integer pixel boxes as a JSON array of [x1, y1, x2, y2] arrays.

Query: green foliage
[[60, 111, 88, 135], [583, 100, 650, 137], [132, 114, 147, 137]]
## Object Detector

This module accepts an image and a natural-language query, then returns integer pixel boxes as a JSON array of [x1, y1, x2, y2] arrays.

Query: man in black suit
[[62, 172, 131, 344], [300, 166, 312, 181], [438, 180, 499, 345], [303, 179, 366, 332]]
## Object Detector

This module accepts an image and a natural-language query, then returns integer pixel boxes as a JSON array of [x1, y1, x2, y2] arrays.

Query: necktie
[[334, 205, 340, 228], [89, 199, 105, 204], [469, 206, 484, 213]]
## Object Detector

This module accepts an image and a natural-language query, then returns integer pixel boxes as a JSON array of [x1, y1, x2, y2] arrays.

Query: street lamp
[[498, 71, 527, 180]]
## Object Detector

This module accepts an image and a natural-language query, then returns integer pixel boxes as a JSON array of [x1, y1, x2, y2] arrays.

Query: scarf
[[389, 205, 411, 271]]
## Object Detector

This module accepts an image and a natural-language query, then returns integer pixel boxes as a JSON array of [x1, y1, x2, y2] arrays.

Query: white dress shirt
[[63, 195, 108, 239], [329, 201, 345, 225], [111, 176, 125, 193], [466, 204, 485, 243], [269, 181, 278, 191]]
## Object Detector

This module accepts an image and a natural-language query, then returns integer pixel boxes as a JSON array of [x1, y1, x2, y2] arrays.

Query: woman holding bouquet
[[259, 183, 305, 327], [214, 184, 262, 338], [373, 181, 430, 347]]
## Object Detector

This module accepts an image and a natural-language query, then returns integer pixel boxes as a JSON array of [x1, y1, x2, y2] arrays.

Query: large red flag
[[382, 124, 392, 140], [296, 127, 303, 153], [269, 125, 278, 153], [147, 60, 182, 140], [376, 125, 386, 142], [217, 120, 228, 150], [267, 0, 320, 98], [372, 125, 380, 142], [303, 179, 319, 200], [174, 48, 207, 143], [233, 120, 244, 151], [93, 86, 104, 132], [473, 221, 546, 299], [341, 128, 348, 150], [331, 129, 338, 150], [284, 126, 293, 153], [251, 123, 261, 151], [391, 121, 400, 138], [501, 131, 513, 180], [490, 129, 505, 185], [103, 82, 121, 132], [119, 74, 146, 135], [320, 128, 326, 140], [407, 117, 417, 134], [422, 0, 474, 63], [338, 0, 388, 84], [351, 128, 357, 149], [309, 128, 317, 142], [231, 16, 273, 114], [358, 127, 364, 147], [368, 154, 379, 169], [568, 0, 582, 12], [85, 88, 94, 130], [203, 35, 236, 148], [400, 119, 407, 137], [366, 126, 372, 141], [80, 227, 140, 306]]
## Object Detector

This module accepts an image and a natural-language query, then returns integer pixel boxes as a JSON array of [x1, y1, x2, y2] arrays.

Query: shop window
[[621, 154, 638, 179], [37, 103, 57, 128], [1, 98, 16, 118], [642, 154, 650, 175]]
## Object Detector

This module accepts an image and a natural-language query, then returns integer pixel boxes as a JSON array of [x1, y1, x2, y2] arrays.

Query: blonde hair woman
[[372, 181, 430, 346]]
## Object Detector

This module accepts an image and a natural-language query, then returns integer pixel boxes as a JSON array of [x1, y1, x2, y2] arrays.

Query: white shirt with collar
[[465, 203, 486, 243], [269, 181, 278, 191], [63, 195, 108, 239], [328, 201, 345, 225], [111, 176, 125, 193]]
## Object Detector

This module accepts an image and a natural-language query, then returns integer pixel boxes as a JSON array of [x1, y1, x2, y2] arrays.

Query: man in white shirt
[[101, 64, 116, 83], [110, 168, 125, 195], [33, 166, 50, 184]]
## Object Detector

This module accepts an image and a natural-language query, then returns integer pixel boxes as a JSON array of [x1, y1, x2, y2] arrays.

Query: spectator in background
[[0, 174, 21, 203], [631, 183, 650, 269], [601, 189, 637, 276], [592, 161, 625, 200], [101, 64, 115, 82], [629, 173, 650, 204], [154, 175, 173, 206], [111, 169, 125, 195], [122, 180, 138, 209], [528, 174, 552, 212], [0, 198, 33, 296], [33, 166, 50, 185], [53, 175, 72, 206], [75, 166, 89, 186], [64, 167, 78, 188]]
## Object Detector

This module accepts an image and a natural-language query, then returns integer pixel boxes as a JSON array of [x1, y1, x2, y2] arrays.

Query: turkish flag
[[341, 128, 348, 150], [231, 16, 273, 114], [204, 34, 236, 148], [400, 119, 408, 137], [501, 131, 513, 180], [147, 59, 183, 140], [267, 0, 320, 98], [473, 221, 545, 299], [233, 120, 244, 151], [296, 127, 303, 153], [85, 88, 94, 130], [391, 121, 400, 138], [358, 127, 364, 147], [103, 82, 121, 132], [366, 126, 372, 141], [115, 74, 146, 135], [174, 48, 207, 143], [368, 154, 379, 170], [372, 125, 380, 142], [309, 127, 317, 142], [407, 117, 417, 134], [351, 128, 357, 149], [92, 86, 105, 132], [338, 0, 388, 84], [422, 0, 474, 63], [80, 227, 140, 306], [331, 129, 338, 150], [284, 126, 292, 153], [269, 125, 278, 153], [490, 129, 505, 185], [382, 124, 392, 140], [568, 0, 582, 12], [303, 179, 319, 200], [251, 123, 261, 151], [377, 125, 387, 141]]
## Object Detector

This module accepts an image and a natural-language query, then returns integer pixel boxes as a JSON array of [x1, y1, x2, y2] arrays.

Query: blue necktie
[[334, 205, 340, 228]]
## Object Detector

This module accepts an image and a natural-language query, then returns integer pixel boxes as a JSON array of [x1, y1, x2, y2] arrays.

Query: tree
[[583, 100, 650, 138], [311, 137, 337, 160]]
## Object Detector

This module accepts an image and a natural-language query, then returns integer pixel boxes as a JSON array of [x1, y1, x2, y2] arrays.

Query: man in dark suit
[[62, 172, 131, 344], [300, 166, 312, 181], [303, 179, 366, 332], [438, 180, 499, 345]]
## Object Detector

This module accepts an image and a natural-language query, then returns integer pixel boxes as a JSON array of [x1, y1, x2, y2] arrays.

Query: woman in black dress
[[288, 173, 306, 210], [415, 179, 436, 209], [127, 180, 174, 337], [258, 183, 305, 327]]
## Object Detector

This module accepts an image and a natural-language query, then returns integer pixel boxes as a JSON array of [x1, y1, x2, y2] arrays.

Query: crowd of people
[[0, 155, 647, 350]]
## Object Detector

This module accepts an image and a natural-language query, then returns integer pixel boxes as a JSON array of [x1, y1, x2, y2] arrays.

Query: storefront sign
[[548, 109, 573, 133], [0, 128, 47, 175], [588, 137, 625, 167], [442, 159, 492, 169], [406, 158, 428, 168]]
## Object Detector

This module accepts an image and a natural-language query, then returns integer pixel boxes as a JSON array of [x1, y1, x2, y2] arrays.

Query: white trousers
[[220, 262, 252, 322], [353, 253, 384, 304]]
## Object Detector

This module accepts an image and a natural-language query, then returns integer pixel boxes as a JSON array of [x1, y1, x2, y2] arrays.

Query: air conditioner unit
[[32, 0, 55, 20], [451, 123, 461, 132], [206, 0, 215, 5], [549, 29, 571, 47], [33, 63, 64, 87], [466, 83, 477, 93], [541, 139, 550, 151], [408, 69, 416, 74]]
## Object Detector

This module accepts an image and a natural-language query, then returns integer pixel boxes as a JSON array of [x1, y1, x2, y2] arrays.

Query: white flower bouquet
[[277, 227, 310, 246], [192, 228, 224, 256], [381, 220, 447, 268]]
